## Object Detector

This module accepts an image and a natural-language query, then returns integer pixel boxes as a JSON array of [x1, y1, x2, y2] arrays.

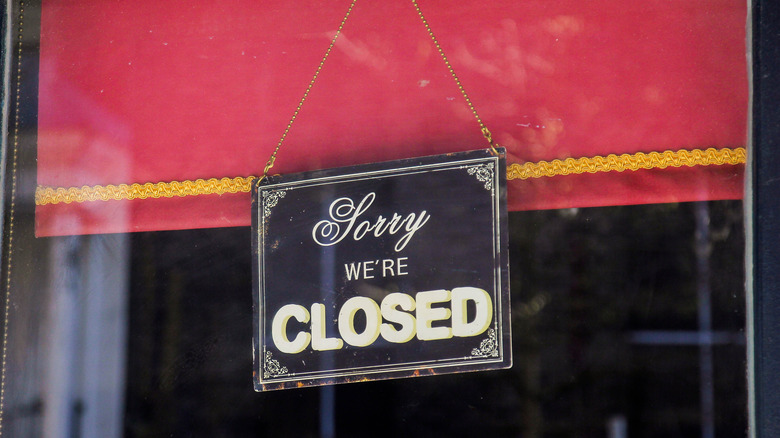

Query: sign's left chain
[[260, 0, 358, 182]]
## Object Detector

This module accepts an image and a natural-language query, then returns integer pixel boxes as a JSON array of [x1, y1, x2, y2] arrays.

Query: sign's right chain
[[411, 0, 499, 156]]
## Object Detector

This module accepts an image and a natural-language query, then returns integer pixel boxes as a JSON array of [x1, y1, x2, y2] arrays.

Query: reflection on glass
[[4, 2, 748, 437]]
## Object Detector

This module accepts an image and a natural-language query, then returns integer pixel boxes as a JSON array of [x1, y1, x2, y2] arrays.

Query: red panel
[[36, 0, 748, 236]]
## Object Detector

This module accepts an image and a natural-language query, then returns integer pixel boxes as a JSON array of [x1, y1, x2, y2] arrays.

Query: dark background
[[751, 0, 780, 436], [125, 201, 746, 437]]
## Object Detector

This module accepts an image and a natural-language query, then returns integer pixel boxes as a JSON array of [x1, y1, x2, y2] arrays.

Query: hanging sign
[[252, 149, 511, 391]]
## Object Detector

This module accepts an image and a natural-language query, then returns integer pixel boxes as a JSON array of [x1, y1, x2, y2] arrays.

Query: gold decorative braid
[[506, 147, 746, 180], [35, 147, 746, 206], [36, 177, 257, 205]]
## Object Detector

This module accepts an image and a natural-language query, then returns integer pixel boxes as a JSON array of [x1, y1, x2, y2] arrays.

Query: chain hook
[[482, 127, 501, 156]]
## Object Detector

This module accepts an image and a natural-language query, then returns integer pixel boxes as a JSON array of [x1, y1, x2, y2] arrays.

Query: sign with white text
[[252, 149, 511, 391]]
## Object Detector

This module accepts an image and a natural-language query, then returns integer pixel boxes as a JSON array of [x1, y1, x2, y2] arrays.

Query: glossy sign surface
[[252, 149, 511, 390]]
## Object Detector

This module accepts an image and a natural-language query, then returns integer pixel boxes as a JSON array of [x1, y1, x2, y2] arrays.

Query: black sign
[[252, 149, 511, 391]]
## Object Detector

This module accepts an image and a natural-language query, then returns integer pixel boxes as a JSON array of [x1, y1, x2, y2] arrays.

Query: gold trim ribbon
[[35, 147, 746, 206], [507, 146, 746, 180]]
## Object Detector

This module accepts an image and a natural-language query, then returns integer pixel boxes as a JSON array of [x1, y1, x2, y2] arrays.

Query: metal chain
[[262, 0, 497, 181], [261, 0, 358, 181], [410, 0, 498, 155]]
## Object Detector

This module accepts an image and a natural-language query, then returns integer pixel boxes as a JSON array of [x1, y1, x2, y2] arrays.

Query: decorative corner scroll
[[262, 189, 287, 219], [466, 162, 495, 191], [470, 328, 499, 358], [263, 350, 289, 378]]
